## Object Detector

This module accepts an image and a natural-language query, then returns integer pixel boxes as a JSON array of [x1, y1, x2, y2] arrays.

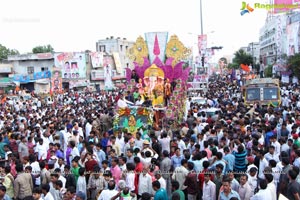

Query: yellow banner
[[112, 52, 122, 74]]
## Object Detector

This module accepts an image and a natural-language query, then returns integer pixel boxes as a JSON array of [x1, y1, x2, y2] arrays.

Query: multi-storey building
[[259, 14, 287, 65], [96, 36, 134, 69], [7, 53, 54, 93]]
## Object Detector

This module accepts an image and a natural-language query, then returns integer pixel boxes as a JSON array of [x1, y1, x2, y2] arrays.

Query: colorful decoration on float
[[117, 32, 192, 134], [113, 107, 153, 137], [166, 35, 191, 67], [127, 36, 149, 66]]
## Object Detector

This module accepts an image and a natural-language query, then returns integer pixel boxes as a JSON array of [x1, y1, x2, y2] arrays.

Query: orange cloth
[[1, 96, 6, 104], [240, 64, 250, 72]]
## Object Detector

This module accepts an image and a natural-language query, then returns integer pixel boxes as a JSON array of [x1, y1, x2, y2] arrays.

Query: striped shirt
[[233, 150, 247, 172]]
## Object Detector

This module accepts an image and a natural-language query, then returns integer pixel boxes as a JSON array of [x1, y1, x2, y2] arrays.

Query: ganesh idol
[[143, 64, 165, 100]]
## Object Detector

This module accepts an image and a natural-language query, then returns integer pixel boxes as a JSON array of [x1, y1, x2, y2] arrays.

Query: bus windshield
[[263, 88, 278, 100], [246, 88, 260, 101]]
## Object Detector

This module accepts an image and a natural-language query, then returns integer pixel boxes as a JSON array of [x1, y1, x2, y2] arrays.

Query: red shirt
[[85, 159, 98, 173], [134, 162, 143, 194]]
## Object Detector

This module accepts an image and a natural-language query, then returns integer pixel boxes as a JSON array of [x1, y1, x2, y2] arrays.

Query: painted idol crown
[[126, 32, 192, 83]]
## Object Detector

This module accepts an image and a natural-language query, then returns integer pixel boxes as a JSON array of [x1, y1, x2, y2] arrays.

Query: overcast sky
[[0, 0, 269, 56]]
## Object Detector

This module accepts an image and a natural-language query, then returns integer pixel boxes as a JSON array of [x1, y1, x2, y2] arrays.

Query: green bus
[[242, 78, 281, 107]]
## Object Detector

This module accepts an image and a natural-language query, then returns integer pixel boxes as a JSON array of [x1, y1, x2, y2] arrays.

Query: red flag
[[240, 64, 250, 72]]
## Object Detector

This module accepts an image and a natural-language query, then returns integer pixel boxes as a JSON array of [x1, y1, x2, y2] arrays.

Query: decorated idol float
[[113, 32, 191, 138]]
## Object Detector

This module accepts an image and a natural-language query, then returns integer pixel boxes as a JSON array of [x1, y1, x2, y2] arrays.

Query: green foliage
[[32, 44, 54, 54], [0, 44, 19, 61], [228, 49, 254, 69], [227, 62, 238, 69], [264, 65, 273, 77], [287, 53, 300, 79]]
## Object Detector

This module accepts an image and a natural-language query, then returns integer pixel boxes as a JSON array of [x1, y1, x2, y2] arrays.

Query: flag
[[240, 64, 250, 72]]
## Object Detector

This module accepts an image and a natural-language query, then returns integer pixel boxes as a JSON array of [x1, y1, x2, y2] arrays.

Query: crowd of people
[[0, 75, 299, 200]]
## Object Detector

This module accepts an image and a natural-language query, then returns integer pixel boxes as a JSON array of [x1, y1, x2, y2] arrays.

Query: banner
[[145, 32, 168, 63], [33, 71, 51, 80], [198, 34, 207, 54], [276, 16, 283, 59], [91, 70, 104, 80], [286, 22, 299, 56], [90, 52, 104, 68], [281, 75, 290, 83], [13, 75, 30, 83], [54, 52, 86, 79], [274, 0, 294, 13], [104, 64, 114, 90], [112, 52, 122, 74], [69, 80, 89, 88], [51, 68, 63, 94]]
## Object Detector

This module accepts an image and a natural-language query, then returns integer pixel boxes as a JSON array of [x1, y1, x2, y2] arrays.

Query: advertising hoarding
[[54, 52, 86, 79]]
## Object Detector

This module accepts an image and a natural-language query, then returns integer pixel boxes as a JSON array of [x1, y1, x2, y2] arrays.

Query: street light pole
[[200, 0, 204, 67], [251, 42, 254, 69], [200, 0, 203, 35]]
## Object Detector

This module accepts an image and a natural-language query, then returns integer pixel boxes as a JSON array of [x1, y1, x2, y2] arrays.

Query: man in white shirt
[[270, 136, 281, 156], [257, 150, 268, 180], [265, 174, 277, 200], [158, 132, 171, 154], [250, 179, 272, 200], [293, 150, 300, 168], [280, 138, 289, 153], [116, 133, 125, 156], [98, 180, 119, 200], [117, 94, 133, 108], [172, 159, 188, 190], [30, 154, 41, 187], [72, 122, 84, 139], [54, 168, 66, 189], [202, 173, 216, 200], [85, 119, 92, 139], [238, 174, 253, 200], [42, 184, 54, 200], [69, 140, 80, 163], [137, 150, 158, 166], [134, 132, 144, 150], [62, 128, 71, 158], [135, 96, 144, 106], [264, 146, 280, 162], [154, 171, 166, 190], [138, 166, 153, 197], [177, 136, 186, 155], [35, 138, 48, 161]]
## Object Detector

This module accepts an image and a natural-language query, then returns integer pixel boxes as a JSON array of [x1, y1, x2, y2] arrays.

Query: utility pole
[[200, 0, 204, 67], [251, 42, 255, 72], [200, 0, 203, 36]]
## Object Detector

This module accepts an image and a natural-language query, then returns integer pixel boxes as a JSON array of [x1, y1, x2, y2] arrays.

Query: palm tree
[[228, 49, 253, 69], [288, 53, 300, 79]]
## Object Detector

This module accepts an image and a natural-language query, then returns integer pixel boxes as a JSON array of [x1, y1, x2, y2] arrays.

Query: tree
[[287, 53, 300, 79], [0, 44, 19, 62], [32, 44, 54, 54], [228, 49, 253, 69], [264, 65, 273, 77]]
